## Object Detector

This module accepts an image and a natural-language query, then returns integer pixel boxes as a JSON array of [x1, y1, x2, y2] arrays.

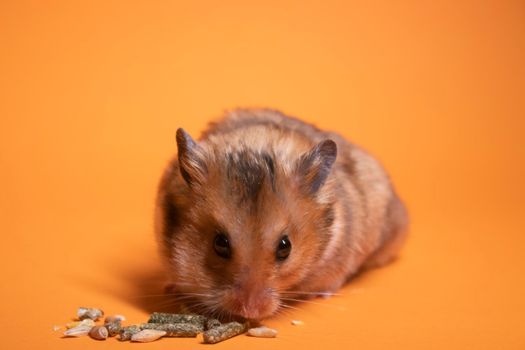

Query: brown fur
[[154, 108, 408, 320]]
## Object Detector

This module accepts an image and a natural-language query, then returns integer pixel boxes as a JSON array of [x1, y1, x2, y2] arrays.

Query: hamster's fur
[[155, 109, 408, 320]]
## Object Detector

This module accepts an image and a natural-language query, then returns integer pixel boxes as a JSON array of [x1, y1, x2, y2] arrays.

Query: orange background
[[1, 1, 524, 349]]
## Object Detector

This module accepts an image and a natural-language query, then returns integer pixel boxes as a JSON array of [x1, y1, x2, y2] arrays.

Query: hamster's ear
[[176, 128, 208, 186], [295, 139, 337, 194]]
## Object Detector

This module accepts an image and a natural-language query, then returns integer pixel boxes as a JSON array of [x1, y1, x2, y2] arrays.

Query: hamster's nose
[[237, 290, 273, 320], [230, 284, 275, 320]]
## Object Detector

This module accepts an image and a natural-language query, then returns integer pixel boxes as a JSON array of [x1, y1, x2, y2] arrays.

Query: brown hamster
[[155, 108, 408, 320]]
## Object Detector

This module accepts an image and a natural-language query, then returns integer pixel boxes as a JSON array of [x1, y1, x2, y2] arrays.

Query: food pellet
[[118, 325, 142, 341], [202, 322, 247, 344], [77, 307, 104, 321], [247, 326, 278, 338], [131, 329, 167, 343], [147, 312, 207, 329], [291, 320, 304, 326], [206, 318, 222, 330], [139, 323, 201, 337], [63, 324, 93, 337], [89, 326, 108, 340]]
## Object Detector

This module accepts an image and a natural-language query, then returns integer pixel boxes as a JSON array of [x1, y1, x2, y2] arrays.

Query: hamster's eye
[[214, 232, 231, 259], [276, 235, 292, 261]]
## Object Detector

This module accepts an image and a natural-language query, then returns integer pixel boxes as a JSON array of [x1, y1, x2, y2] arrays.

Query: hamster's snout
[[223, 280, 277, 320]]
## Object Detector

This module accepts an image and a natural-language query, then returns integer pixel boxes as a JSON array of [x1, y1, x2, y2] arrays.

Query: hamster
[[155, 108, 408, 320]]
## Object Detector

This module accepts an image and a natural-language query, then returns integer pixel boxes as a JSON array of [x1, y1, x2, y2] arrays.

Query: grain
[[65, 321, 81, 329], [66, 319, 95, 329], [89, 326, 108, 340], [139, 323, 201, 337], [247, 326, 278, 338], [131, 329, 166, 343], [63, 324, 92, 337], [77, 307, 104, 321]]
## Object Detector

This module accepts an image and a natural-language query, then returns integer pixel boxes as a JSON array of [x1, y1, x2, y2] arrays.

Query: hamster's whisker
[[279, 303, 301, 311], [275, 307, 296, 318], [137, 292, 212, 310], [279, 297, 344, 309], [280, 291, 341, 296], [277, 310, 298, 319], [273, 301, 301, 319], [173, 293, 215, 298], [167, 296, 206, 304], [128, 292, 208, 299], [127, 293, 175, 299], [141, 300, 184, 311], [179, 294, 227, 320]]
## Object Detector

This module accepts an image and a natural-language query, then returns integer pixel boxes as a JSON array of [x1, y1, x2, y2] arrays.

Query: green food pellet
[[202, 322, 247, 344], [205, 318, 222, 330], [118, 325, 141, 341], [147, 312, 207, 328]]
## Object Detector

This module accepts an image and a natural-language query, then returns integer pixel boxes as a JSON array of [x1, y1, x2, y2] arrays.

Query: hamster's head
[[158, 128, 338, 320]]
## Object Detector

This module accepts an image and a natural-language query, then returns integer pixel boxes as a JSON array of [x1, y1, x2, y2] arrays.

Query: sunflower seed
[[63, 324, 92, 337], [66, 319, 95, 329]]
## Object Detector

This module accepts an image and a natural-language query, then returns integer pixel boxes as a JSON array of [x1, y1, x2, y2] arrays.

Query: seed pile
[[57, 307, 280, 344]]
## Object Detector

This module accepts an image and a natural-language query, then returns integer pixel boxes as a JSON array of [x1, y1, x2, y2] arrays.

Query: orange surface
[[1, 1, 524, 349]]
